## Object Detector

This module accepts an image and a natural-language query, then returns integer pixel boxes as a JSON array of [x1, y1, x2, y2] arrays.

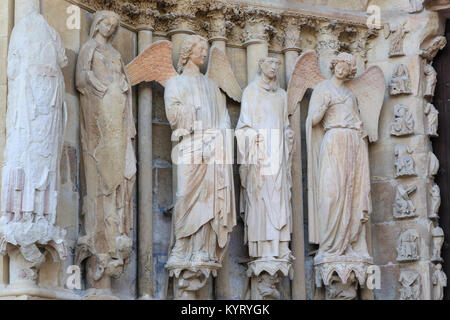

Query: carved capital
[[207, 10, 228, 41], [317, 21, 344, 53], [282, 17, 301, 51], [241, 16, 276, 45]]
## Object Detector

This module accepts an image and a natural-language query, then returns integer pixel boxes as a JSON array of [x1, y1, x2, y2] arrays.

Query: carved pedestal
[[247, 258, 293, 300], [314, 256, 372, 300], [167, 263, 220, 300]]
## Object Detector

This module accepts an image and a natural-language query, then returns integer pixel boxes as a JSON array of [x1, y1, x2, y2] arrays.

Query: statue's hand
[[361, 210, 370, 223], [322, 93, 332, 109]]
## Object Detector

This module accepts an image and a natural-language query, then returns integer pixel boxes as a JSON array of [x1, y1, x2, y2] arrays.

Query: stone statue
[[393, 184, 417, 219], [431, 226, 444, 263], [236, 57, 295, 300], [126, 35, 242, 299], [386, 22, 408, 57], [425, 103, 439, 137], [432, 264, 447, 300], [428, 152, 440, 178], [429, 183, 441, 220], [75, 11, 136, 296], [424, 64, 437, 98], [391, 104, 414, 136], [399, 270, 421, 300], [394, 144, 416, 178], [397, 229, 419, 262], [421, 36, 447, 61], [288, 51, 386, 298], [390, 64, 412, 96], [0, 7, 68, 285]]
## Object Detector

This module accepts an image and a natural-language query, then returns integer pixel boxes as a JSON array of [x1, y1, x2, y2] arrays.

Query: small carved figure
[[428, 152, 440, 178], [424, 64, 437, 98], [397, 229, 419, 262], [431, 226, 444, 263], [432, 264, 447, 300], [391, 104, 414, 136], [399, 270, 421, 300], [388, 22, 409, 57], [390, 64, 412, 96], [421, 36, 447, 61], [394, 144, 416, 177], [325, 273, 358, 301], [425, 103, 439, 137], [393, 184, 417, 219], [429, 183, 441, 220]]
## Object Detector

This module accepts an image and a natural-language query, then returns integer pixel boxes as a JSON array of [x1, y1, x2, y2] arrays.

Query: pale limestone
[[75, 11, 136, 296]]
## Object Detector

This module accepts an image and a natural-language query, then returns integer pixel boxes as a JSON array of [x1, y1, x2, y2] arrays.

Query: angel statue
[[126, 35, 242, 299], [75, 11, 136, 296], [236, 57, 295, 300], [288, 52, 385, 299]]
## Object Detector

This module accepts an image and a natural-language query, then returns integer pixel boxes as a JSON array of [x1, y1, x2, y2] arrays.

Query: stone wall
[[0, 0, 446, 300]]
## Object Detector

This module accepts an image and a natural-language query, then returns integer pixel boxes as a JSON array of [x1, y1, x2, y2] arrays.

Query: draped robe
[[307, 80, 372, 261], [236, 77, 293, 259], [76, 38, 136, 262], [2, 12, 67, 224], [164, 74, 236, 267]]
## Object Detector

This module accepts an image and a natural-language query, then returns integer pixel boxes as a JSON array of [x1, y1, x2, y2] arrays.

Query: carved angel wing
[[206, 46, 243, 103], [347, 66, 386, 143], [287, 51, 326, 116], [126, 40, 178, 87]]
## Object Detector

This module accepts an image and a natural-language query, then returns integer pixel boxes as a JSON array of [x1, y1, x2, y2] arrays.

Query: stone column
[[137, 25, 154, 300], [242, 17, 271, 83], [316, 21, 343, 78], [208, 11, 228, 51], [282, 19, 307, 300]]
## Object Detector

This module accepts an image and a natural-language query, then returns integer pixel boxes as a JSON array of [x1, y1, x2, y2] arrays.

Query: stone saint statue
[[0, 7, 68, 284], [288, 51, 385, 299], [75, 11, 136, 296], [126, 35, 242, 299], [236, 57, 295, 300]]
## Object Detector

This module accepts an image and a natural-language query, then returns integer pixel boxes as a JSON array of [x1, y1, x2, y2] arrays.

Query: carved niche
[[390, 64, 412, 96], [393, 184, 417, 219], [399, 270, 421, 300], [397, 229, 420, 262], [394, 144, 417, 178], [391, 104, 414, 136]]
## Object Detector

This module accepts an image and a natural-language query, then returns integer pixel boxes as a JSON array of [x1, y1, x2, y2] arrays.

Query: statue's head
[[330, 53, 357, 80], [177, 35, 209, 73], [90, 11, 120, 42], [258, 57, 281, 81]]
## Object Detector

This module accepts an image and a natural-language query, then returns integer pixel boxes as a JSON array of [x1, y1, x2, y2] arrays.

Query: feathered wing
[[206, 46, 243, 103], [287, 51, 326, 116], [125, 40, 178, 87], [347, 66, 386, 143]]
